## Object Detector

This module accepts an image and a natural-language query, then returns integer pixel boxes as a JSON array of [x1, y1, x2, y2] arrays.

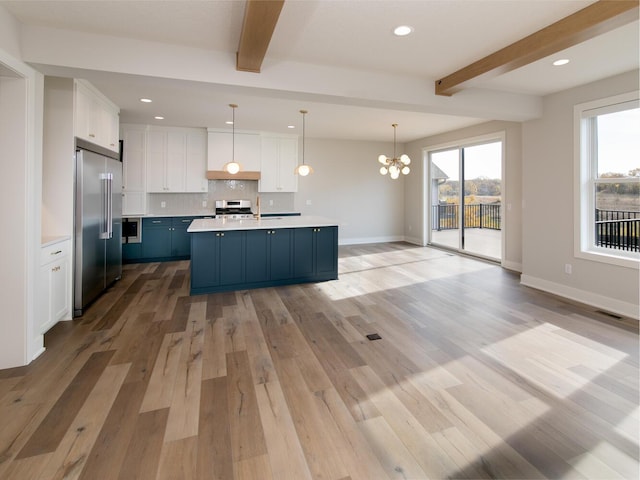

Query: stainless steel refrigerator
[[74, 139, 122, 316]]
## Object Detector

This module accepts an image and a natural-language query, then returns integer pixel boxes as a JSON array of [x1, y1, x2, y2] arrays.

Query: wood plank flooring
[[0, 242, 637, 479]]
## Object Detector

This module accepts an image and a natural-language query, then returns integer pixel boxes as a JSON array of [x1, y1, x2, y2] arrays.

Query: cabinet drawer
[[172, 216, 197, 227], [143, 217, 172, 227], [41, 241, 70, 265]]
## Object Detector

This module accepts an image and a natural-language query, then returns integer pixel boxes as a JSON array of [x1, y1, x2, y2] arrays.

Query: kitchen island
[[187, 216, 339, 295]]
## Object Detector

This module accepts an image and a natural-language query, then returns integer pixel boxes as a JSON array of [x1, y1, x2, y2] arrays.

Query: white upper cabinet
[[74, 79, 119, 152], [146, 126, 208, 193], [121, 124, 147, 215], [207, 130, 261, 171], [146, 130, 167, 192], [259, 135, 298, 192], [185, 130, 208, 192], [121, 125, 146, 192]]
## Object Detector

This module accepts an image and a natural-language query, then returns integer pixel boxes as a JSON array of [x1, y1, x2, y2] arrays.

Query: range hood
[[206, 170, 261, 180]]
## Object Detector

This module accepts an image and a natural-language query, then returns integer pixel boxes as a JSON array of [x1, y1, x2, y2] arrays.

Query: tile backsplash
[[146, 180, 295, 215]]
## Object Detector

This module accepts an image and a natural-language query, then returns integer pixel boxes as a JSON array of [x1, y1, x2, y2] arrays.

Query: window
[[575, 92, 640, 267]]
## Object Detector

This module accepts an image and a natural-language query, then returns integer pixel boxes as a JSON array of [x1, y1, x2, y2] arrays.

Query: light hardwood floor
[[0, 242, 637, 479]]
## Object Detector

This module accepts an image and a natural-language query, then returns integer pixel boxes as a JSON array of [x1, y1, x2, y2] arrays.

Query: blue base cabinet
[[124, 216, 203, 263], [190, 226, 337, 295], [293, 226, 338, 280], [191, 230, 245, 290]]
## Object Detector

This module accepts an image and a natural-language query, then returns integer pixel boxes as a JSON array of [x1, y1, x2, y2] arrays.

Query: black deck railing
[[432, 204, 501, 231], [595, 209, 640, 252]]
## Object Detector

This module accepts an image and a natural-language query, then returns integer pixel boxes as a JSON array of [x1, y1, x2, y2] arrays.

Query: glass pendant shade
[[377, 123, 411, 179], [295, 164, 313, 176], [224, 161, 241, 174], [295, 109, 313, 176]]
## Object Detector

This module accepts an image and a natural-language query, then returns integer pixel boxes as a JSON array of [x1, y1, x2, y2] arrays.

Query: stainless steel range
[[215, 199, 254, 219]]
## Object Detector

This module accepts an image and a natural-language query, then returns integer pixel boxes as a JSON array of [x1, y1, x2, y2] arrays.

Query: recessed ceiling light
[[287, 125, 295, 129], [140, 98, 152, 103], [154, 116, 164, 120], [225, 121, 234, 125], [393, 25, 413, 37], [553, 58, 570, 66]]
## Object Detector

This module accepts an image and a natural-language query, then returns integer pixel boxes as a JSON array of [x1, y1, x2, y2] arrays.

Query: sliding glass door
[[429, 140, 502, 260]]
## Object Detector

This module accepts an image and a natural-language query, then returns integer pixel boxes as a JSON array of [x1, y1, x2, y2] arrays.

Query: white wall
[[405, 120, 523, 271], [0, 6, 21, 59], [0, 44, 44, 367], [521, 70, 639, 319], [294, 137, 404, 244], [42, 76, 75, 237]]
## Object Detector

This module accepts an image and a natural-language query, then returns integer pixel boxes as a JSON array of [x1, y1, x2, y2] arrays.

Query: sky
[[430, 141, 502, 181], [597, 107, 640, 177]]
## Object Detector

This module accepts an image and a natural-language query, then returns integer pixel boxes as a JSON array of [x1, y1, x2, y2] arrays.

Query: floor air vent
[[366, 333, 382, 341], [596, 310, 623, 320]]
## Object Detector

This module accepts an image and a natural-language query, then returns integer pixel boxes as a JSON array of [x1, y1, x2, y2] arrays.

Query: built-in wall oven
[[122, 217, 142, 243]]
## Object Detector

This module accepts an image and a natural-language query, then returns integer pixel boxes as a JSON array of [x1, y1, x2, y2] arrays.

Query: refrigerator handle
[[107, 173, 113, 239], [99, 173, 113, 239]]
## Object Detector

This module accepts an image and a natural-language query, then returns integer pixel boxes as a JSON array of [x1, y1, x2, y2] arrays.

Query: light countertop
[[187, 215, 338, 233], [42, 235, 71, 247]]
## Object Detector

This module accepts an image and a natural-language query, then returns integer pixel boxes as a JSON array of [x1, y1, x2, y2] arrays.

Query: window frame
[[573, 91, 640, 269]]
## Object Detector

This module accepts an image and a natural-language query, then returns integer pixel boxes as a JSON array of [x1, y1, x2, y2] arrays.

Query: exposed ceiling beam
[[435, 0, 639, 96], [236, 0, 285, 73]]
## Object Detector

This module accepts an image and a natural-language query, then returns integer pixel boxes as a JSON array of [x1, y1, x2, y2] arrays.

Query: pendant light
[[223, 103, 241, 174], [378, 123, 410, 179], [294, 109, 313, 176]]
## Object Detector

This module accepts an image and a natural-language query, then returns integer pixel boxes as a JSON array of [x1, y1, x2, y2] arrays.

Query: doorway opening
[[428, 138, 503, 261]]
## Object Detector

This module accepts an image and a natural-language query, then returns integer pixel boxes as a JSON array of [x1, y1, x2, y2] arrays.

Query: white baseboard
[[403, 236, 424, 246], [339, 235, 405, 246], [520, 274, 639, 321], [501, 260, 522, 273]]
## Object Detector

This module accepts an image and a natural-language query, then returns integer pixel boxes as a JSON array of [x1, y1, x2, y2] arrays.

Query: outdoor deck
[[431, 228, 502, 260]]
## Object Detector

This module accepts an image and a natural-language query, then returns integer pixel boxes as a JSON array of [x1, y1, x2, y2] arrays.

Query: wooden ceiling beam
[[236, 0, 285, 73], [435, 0, 639, 96]]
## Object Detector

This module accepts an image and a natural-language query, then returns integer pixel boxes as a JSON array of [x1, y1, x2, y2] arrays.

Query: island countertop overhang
[[187, 215, 339, 233]]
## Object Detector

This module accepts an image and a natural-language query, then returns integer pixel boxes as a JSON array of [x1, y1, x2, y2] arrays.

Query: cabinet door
[[185, 130, 208, 192], [122, 243, 142, 262], [293, 227, 314, 278], [166, 131, 186, 192], [315, 227, 338, 276], [269, 228, 293, 280], [39, 249, 71, 333], [259, 136, 298, 193], [245, 230, 269, 283], [50, 256, 70, 322], [122, 192, 146, 216], [277, 137, 298, 192], [96, 98, 118, 151], [259, 136, 278, 192], [218, 231, 244, 286], [207, 131, 232, 171], [146, 131, 167, 192], [122, 127, 146, 191], [142, 219, 172, 258], [171, 217, 194, 257], [191, 232, 219, 288], [235, 133, 261, 171], [74, 81, 94, 142]]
